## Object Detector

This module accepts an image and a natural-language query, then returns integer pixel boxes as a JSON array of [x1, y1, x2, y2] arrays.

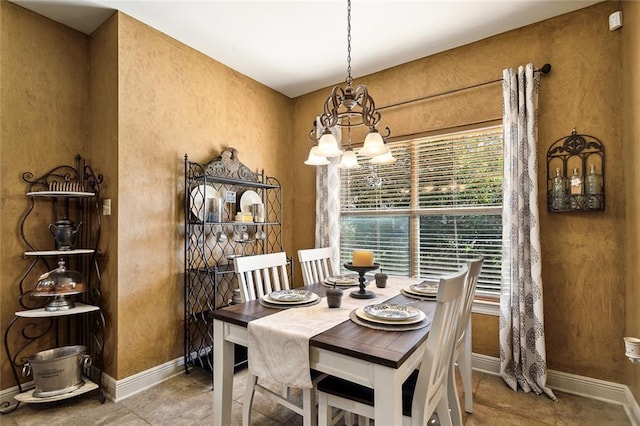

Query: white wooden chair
[[233, 252, 291, 303], [315, 266, 468, 426], [298, 247, 335, 286], [448, 256, 484, 426], [233, 252, 317, 426]]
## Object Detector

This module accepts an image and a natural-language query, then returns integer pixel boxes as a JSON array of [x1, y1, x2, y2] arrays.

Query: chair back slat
[[456, 257, 484, 350], [298, 247, 335, 286], [411, 266, 467, 426], [234, 252, 290, 302]]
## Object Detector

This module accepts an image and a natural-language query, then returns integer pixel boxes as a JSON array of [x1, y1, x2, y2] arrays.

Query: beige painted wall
[[88, 12, 119, 377], [0, 1, 90, 386], [622, 0, 640, 403], [291, 1, 628, 384], [113, 13, 292, 378], [1, 0, 637, 399]]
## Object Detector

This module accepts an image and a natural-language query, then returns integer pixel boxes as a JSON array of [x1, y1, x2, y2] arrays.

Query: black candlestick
[[344, 262, 379, 299]]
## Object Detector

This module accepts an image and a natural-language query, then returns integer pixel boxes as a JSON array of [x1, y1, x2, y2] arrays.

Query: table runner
[[247, 276, 420, 389]]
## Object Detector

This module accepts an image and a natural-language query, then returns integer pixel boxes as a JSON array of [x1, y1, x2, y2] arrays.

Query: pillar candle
[[352, 250, 374, 266]]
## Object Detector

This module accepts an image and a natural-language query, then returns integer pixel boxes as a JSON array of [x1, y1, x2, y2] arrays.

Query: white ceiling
[[12, 0, 602, 98]]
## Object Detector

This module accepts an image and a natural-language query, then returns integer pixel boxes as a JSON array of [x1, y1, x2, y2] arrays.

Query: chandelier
[[305, 0, 394, 168]]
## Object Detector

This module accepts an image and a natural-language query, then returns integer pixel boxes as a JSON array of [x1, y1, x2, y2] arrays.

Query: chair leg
[[357, 415, 369, 426], [302, 387, 318, 426], [448, 361, 463, 426], [460, 322, 473, 413], [436, 393, 454, 426], [344, 412, 354, 426], [318, 392, 331, 426], [242, 373, 259, 426]]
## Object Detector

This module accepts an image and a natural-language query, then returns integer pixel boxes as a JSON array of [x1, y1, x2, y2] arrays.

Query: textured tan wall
[[292, 1, 627, 383], [0, 2, 89, 388], [114, 13, 292, 378], [88, 12, 119, 378], [622, 0, 640, 403]]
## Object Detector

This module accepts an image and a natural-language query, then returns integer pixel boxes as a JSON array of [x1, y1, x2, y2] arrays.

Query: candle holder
[[344, 262, 379, 299]]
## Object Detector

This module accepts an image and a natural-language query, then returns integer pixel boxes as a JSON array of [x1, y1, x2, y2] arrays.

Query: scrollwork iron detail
[[547, 128, 605, 212]]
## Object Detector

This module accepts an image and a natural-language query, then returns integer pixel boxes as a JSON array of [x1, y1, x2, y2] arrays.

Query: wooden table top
[[211, 283, 436, 369]]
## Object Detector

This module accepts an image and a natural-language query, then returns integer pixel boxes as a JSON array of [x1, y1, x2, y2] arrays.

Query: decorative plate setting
[[408, 281, 439, 296], [363, 303, 421, 321], [355, 306, 426, 325], [264, 289, 318, 304], [324, 274, 359, 286]]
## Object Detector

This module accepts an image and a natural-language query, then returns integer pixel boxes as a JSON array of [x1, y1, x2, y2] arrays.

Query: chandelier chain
[[346, 0, 352, 86]]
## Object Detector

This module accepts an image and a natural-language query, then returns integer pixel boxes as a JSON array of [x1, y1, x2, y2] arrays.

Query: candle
[[352, 250, 374, 266]]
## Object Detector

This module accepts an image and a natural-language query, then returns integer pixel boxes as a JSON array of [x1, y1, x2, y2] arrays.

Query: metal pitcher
[[49, 217, 82, 251]]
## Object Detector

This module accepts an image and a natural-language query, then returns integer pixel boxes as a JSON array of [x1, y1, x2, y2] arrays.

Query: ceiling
[[11, 0, 602, 98]]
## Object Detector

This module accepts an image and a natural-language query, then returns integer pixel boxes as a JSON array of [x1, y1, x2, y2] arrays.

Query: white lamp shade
[[370, 151, 396, 164], [304, 146, 330, 166], [316, 130, 343, 157], [359, 129, 389, 157], [338, 149, 361, 169]]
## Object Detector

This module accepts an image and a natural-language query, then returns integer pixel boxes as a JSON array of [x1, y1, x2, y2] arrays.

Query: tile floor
[[1, 367, 631, 425]]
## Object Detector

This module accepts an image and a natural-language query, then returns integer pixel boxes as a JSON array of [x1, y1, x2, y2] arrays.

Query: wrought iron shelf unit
[[184, 149, 286, 375], [2, 155, 106, 414], [547, 129, 605, 213]]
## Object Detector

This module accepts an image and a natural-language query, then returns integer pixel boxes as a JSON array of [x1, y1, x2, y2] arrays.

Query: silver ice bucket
[[22, 345, 92, 397]]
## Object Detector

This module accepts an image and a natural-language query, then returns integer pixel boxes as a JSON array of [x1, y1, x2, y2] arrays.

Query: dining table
[[211, 276, 437, 426]]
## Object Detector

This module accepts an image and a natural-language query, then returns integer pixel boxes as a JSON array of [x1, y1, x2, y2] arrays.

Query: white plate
[[408, 281, 439, 295], [355, 307, 426, 325], [240, 190, 262, 213], [363, 303, 421, 321], [401, 288, 437, 299], [324, 275, 359, 286], [266, 289, 317, 303], [190, 184, 219, 222]]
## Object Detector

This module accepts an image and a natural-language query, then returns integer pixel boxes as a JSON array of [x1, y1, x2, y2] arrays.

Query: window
[[340, 125, 503, 299]]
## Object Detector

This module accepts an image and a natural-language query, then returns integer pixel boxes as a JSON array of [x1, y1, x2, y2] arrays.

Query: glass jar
[[585, 164, 603, 209], [570, 168, 583, 209], [551, 168, 567, 211]]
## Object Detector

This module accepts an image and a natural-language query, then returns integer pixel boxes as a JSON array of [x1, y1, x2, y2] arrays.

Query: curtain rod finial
[[540, 63, 551, 74]]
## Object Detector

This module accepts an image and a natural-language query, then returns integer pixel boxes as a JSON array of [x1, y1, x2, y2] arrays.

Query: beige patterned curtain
[[500, 64, 555, 401], [314, 121, 341, 273]]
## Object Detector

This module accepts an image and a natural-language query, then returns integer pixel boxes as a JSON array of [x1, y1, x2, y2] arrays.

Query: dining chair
[[297, 247, 335, 286], [233, 252, 317, 426], [448, 256, 484, 426], [234, 251, 291, 303], [315, 266, 468, 426]]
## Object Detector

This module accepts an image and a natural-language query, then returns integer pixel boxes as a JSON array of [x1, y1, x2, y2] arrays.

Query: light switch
[[102, 199, 111, 216]]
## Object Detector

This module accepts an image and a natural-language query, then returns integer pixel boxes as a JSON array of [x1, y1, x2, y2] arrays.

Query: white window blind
[[340, 125, 503, 297]]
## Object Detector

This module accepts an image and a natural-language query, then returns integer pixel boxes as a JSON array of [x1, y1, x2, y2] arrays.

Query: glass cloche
[[33, 259, 87, 311]]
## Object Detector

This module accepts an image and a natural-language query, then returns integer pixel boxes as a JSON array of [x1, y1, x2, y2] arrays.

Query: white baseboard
[[471, 353, 640, 425], [625, 387, 640, 426], [104, 356, 187, 402]]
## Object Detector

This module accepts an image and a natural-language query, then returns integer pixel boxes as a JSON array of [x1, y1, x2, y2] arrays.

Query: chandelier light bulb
[[338, 149, 361, 169], [359, 129, 390, 157], [316, 129, 343, 157], [370, 150, 396, 164], [304, 146, 330, 166]]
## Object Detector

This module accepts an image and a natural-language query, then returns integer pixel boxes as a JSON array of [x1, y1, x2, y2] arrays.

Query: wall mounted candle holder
[[547, 128, 605, 212]]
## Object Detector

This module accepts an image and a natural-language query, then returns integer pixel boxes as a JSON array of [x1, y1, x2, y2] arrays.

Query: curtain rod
[[384, 118, 503, 144], [379, 63, 552, 112]]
